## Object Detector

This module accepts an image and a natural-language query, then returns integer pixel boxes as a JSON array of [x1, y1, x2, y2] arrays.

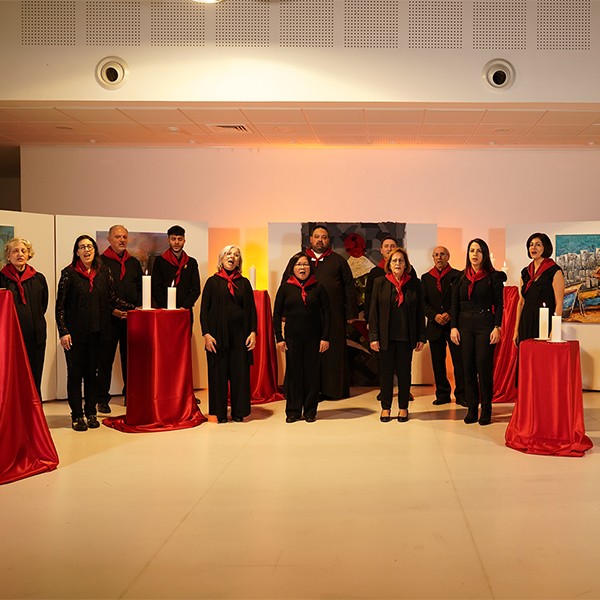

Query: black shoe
[[432, 398, 451, 405], [217, 417, 228, 424], [380, 410, 392, 423], [286, 416, 298, 423], [97, 403, 111, 414], [478, 413, 492, 426], [232, 416, 244, 423], [72, 417, 87, 431], [464, 411, 478, 424], [455, 398, 468, 407], [409, 393, 414, 402], [397, 410, 409, 423], [305, 415, 317, 423], [195, 397, 201, 404], [86, 415, 100, 429]]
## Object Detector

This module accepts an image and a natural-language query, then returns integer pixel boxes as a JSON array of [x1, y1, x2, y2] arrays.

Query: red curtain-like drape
[[492, 285, 519, 403], [0, 291, 59, 485]]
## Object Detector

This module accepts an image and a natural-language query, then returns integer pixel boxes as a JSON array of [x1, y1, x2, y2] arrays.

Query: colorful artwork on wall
[[556, 234, 600, 323], [96, 231, 168, 274], [0, 225, 15, 263]]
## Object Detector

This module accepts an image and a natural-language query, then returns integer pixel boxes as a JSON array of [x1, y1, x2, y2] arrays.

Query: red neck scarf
[[465, 266, 488, 299], [102, 246, 130, 280], [161, 249, 190, 286], [305, 246, 333, 267], [1, 263, 36, 304], [74, 260, 97, 291], [386, 271, 411, 306], [216, 268, 242, 296], [428, 264, 453, 292], [377, 257, 386, 270], [286, 274, 318, 305], [524, 258, 557, 293]]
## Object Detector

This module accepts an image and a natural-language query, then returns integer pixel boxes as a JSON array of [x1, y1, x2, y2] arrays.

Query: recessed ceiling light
[[192, 0, 224, 3], [56, 125, 74, 131], [167, 126, 181, 133], [493, 127, 513, 134]]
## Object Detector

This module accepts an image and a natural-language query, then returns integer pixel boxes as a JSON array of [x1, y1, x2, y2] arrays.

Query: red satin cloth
[[103, 309, 206, 432], [505, 339, 593, 457], [492, 286, 518, 403], [0, 290, 58, 485], [251, 290, 284, 404]]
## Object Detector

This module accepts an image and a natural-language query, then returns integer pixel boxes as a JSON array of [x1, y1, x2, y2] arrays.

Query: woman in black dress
[[369, 248, 426, 423], [273, 252, 330, 423], [450, 239, 504, 426], [1, 237, 48, 398], [56, 235, 135, 431], [200, 245, 257, 423], [513, 232, 564, 344]]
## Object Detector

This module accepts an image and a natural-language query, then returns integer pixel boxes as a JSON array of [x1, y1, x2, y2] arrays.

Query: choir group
[[0, 224, 564, 431]]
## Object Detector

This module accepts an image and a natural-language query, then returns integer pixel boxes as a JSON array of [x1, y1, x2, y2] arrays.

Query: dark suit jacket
[[421, 267, 461, 341], [368, 274, 426, 351]]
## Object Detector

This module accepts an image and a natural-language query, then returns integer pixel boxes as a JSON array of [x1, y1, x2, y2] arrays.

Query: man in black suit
[[421, 246, 466, 406]]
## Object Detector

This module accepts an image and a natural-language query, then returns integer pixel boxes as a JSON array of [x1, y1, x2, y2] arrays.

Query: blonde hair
[[3, 237, 34, 264], [217, 245, 243, 272]]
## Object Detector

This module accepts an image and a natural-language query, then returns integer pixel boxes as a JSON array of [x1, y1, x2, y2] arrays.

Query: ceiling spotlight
[[192, 0, 224, 3]]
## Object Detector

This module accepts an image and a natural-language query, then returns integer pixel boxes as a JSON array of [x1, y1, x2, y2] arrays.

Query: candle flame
[[542, 302, 546, 307], [171, 280, 175, 287], [145, 270, 148, 275]]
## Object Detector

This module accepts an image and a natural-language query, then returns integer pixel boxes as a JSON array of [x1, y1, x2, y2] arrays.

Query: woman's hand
[[276, 340, 287, 353], [203, 333, 217, 353], [450, 328, 460, 345], [319, 340, 330, 353], [246, 331, 257, 351], [370, 340, 380, 352], [415, 341, 424, 352], [490, 327, 501, 345], [60, 334, 72, 351]]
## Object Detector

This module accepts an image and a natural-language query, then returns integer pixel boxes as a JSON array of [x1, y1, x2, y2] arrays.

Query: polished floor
[[2, 387, 600, 600]]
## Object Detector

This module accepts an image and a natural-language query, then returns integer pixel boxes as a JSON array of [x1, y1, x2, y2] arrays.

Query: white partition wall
[[55, 215, 208, 400], [0, 209, 56, 400]]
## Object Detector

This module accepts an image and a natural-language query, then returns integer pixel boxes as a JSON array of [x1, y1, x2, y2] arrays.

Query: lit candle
[[142, 273, 151, 310], [501, 261, 509, 275], [249, 265, 257, 290], [167, 282, 177, 310], [538, 305, 549, 339], [551, 315, 562, 342]]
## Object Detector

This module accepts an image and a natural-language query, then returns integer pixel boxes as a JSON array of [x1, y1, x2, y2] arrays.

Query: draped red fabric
[[505, 339, 592, 456], [492, 286, 518, 403], [250, 290, 284, 404], [103, 309, 206, 432], [0, 291, 58, 485]]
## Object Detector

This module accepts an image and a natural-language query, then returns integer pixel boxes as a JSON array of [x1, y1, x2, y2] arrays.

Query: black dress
[[518, 264, 562, 342]]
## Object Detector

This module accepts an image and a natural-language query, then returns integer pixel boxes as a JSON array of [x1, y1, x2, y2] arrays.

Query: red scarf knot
[[386, 271, 411, 306], [524, 258, 557, 294], [465, 267, 488, 299], [286, 275, 318, 305], [74, 260, 97, 291], [161, 249, 190, 286], [428, 264, 453, 293], [305, 246, 333, 267], [102, 247, 130, 280], [216, 268, 242, 297], [1, 263, 36, 304]]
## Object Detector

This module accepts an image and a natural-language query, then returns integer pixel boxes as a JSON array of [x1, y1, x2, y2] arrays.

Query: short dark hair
[[526, 232, 553, 259], [464, 238, 495, 273], [284, 251, 314, 279], [310, 224, 330, 237], [380, 235, 398, 247], [385, 247, 411, 274], [167, 225, 185, 237], [71, 235, 100, 269]]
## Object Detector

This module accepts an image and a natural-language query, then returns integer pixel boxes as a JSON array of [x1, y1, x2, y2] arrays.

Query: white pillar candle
[[551, 315, 562, 342], [538, 306, 549, 339], [167, 286, 177, 310], [142, 274, 152, 310], [249, 265, 257, 290]]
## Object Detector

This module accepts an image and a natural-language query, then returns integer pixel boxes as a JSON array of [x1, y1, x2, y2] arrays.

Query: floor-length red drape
[[492, 285, 519, 403]]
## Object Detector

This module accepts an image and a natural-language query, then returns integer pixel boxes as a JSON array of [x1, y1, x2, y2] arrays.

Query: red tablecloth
[[505, 339, 593, 456], [103, 309, 206, 432], [251, 290, 284, 404], [492, 286, 518, 403], [0, 290, 58, 484]]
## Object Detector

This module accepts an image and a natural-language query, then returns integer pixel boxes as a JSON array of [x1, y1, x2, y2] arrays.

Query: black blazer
[[421, 267, 461, 341], [368, 274, 426, 351]]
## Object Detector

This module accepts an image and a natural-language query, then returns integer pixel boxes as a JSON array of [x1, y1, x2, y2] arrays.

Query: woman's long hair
[[464, 238, 495, 272]]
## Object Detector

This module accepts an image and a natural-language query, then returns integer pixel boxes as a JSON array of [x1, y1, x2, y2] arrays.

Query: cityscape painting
[[555, 234, 600, 323]]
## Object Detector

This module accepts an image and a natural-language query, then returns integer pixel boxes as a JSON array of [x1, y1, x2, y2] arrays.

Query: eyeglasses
[[295, 263, 310, 268], [78, 244, 94, 251]]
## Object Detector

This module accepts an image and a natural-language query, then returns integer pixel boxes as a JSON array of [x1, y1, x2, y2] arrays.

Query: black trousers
[[379, 341, 413, 411], [64, 332, 104, 419], [97, 318, 127, 404], [206, 334, 251, 420], [458, 312, 495, 413], [23, 337, 45, 400], [429, 329, 465, 403], [284, 337, 320, 419]]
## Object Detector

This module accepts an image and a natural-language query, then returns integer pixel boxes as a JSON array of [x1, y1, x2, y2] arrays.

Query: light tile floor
[[2, 387, 600, 600]]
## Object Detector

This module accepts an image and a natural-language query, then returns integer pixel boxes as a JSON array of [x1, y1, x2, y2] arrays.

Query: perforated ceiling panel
[[150, 1, 204, 47], [344, 0, 399, 49], [537, 0, 590, 50], [21, 1, 75, 46], [408, 1, 463, 49], [473, 1, 526, 50], [280, 0, 334, 48], [215, 0, 269, 48], [86, 1, 141, 46]]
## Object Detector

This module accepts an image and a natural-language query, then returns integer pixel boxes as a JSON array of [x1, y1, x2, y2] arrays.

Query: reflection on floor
[[2, 386, 600, 599]]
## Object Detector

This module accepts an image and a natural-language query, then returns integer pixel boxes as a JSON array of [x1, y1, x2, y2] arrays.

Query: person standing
[[151, 225, 201, 326], [96, 225, 142, 413], [513, 232, 565, 344], [304, 225, 358, 399], [200, 245, 257, 423], [273, 252, 330, 423], [421, 246, 465, 406], [369, 248, 426, 423], [450, 239, 504, 426], [1, 237, 48, 398]]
